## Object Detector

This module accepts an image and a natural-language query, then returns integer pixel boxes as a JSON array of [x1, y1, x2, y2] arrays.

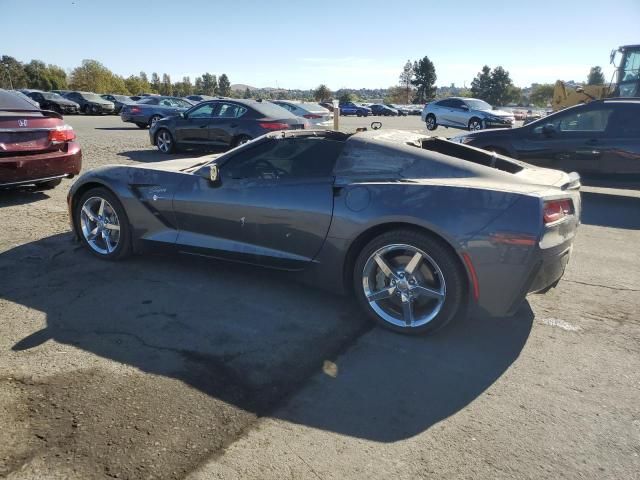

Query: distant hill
[[230, 84, 256, 92]]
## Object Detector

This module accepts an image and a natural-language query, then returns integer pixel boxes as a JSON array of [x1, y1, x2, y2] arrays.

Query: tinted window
[[437, 99, 455, 108], [223, 138, 344, 180], [189, 103, 215, 118], [252, 102, 296, 118], [215, 102, 248, 118], [536, 107, 613, 133], [605, 104, 640, 138], [139, 97, 159, 105], [0, 90, 39, 110]]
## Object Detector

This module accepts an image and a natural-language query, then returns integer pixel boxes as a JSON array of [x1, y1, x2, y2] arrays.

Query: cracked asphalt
[[1, 115, 639, 479]]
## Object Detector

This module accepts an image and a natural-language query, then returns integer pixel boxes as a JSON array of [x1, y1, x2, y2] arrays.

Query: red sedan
[[1, 89, 81, 190]]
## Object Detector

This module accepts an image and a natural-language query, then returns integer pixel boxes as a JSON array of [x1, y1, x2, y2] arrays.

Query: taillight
[[130, 106, 141, 114], [259, 122, 290, 130], [48, 125, 75, 143], [303, 113, 322, 119], [543, 199, 573, 225]]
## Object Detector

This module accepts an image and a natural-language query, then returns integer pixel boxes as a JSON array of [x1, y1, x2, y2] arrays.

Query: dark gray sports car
[[67, 129, 581, 334]]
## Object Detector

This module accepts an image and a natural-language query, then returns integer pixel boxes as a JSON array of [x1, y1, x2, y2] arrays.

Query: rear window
[[419, 138, 523, 173], [0, 90, 39, 110], [252, 102, 297, 118]]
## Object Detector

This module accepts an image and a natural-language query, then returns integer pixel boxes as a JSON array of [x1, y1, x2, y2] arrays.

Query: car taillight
[[543, 199, 573, 225], [259, 122, 290, 130], [130, 106, 141, 114], [48, 125, 75, 143], [303, 114, 322, 119]]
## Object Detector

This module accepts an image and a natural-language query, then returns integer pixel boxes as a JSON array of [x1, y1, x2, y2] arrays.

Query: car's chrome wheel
[[362, 244, 446, 329], [469, 119, 483, 130], [426, 114, 436, 131], [156, 130, 173, 153], [80, 196, 121, 255]]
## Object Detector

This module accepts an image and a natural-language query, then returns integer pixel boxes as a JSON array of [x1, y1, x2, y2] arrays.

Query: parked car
[[386, 104, 408, 116], [451, 98, 640, 176], [101, 94, 134, 114], [339, 102, 371, 117], [186, 95, 216, 103], [68, 128, 580, 335], [369, 104, 399, 116], [9, 90, 40, 108], [319, 101, 335, 112], [271, 100, 333, 127], [64, 91, 115, 115], [0, 89, 81, 190], [24, 90, 80, 114], [120, 96, 193, 128], [149, 99, 305, 153], [408, 105, 423, 115], [50, 90, 71, 97], [422, 97, 515, 131]]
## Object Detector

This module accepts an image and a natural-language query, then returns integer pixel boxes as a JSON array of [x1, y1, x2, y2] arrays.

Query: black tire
[[468, 117, 483, 131], [74, 187, 132, 261], [356, 111, 363, 117], [82, 104, 91, 115], [135, 122, 148, 129], [232, 135, 252, 148], [34, 178, 62, 190], [353, 229, 466, 335], [149, 115, 162, 127], [425, 114, 437, 131], [155, 128, 175, 153]]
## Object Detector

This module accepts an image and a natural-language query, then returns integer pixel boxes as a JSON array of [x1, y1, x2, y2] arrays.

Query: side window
[[223, 138, 344, 180], [535, 108, 613, 133], [215, 103, 248, 119], [189, 103, 215, 118], [606, 105, 640, 138], [449, 99, 465, 109], [160, 99, 173, 107], [437, 99, 453, 108], [278, 103, 294, 112]]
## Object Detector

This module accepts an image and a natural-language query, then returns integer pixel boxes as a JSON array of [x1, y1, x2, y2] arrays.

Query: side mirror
[[208, 164, 219, 183], [460, 105, 469, 111], [542, 123, 556, 135], [179, 112, 186, 118]]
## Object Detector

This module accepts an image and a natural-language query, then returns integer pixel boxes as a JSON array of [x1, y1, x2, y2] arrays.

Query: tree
[[587, 66, 605, 85], [218, 73, 231, 96], [411, 56, 437, 103], [399, 60, 415, 103], [338, 91, 356, 104], [158, 73, 172, 95], [313, 84, 331, 101], [530, 83, 555, 107], [124, 75, 145, 95], [24, 60, 67, 90], [0, 55, 28, 89], [194, 76, 203, 93], [384, 85, 407, 104], [470, 65, 492, 101], [201, 73, 217, 96], [150, 72, 160, 93], [69, 59, 126, 93], [243, 87, 252, 99]]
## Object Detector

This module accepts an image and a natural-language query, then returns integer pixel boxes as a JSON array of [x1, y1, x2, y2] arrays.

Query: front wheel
[[468, 118, 483, 131], [149, 115, 162, 127], [353, 230, 466, 335], [425, 114, 437, 131], [156, 129, 175, 153], [75, 187, 132, 260]]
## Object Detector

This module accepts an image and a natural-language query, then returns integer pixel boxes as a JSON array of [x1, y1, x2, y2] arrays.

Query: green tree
[[313, 84, 331, 101], [529, 83, 555, 107], [69, 59, 124, 93], [488, 66, 514, 105], [587, 66, 605, 85], [124, 75, 145, 95], [218, 73, 231, 96], [384, 85, 407, 104], [201, 73, 217, 96], [45, 64, 68, 90], [194, 76, 203, 93], [243, 87, 252, 99], [470, 65, 492, 101], [411, 56, 437, 102], [0, 55, 28, 89], [338, 91, 356, 103], [160, 73, 172, 95], [399, 59, 415, 103], [150, 72, 160, 93]]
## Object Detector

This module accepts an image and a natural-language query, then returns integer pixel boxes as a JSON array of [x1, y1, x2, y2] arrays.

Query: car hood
[[130, 155, 223, 173]]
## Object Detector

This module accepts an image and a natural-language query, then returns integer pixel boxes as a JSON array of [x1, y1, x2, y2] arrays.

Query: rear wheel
[[75, 187, 131, 260], [155, 129, 175, 153], [353, 230, 465, 335], [82, 104, 91, 115], [468, 118, 483, 130], [425, 114, 437, 131]]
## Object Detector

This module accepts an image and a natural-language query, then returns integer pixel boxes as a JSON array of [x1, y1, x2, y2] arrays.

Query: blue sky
[[2, 0, 639, 89]]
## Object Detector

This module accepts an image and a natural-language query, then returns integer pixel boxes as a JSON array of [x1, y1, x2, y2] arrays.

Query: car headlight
[[450, 135, 473, 144]]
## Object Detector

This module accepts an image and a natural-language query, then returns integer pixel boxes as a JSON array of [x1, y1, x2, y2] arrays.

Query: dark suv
[[24, 90, 80, 114], [451, 98, 640, 176]]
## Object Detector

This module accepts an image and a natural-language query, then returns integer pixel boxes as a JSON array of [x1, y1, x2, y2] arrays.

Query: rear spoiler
[[0, 108, 63, 120], [561, 172, 581, 191]]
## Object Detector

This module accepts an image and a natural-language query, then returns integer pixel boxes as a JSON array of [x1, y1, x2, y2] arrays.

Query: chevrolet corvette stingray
[[67, 129, 581, 334]]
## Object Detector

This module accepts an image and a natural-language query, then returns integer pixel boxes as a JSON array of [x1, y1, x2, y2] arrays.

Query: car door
[[174, 102, 215, 144], [516, 106, 613, 174], [208, 102, 248, 146], [597, 103, 640, 175], [434, 99, 454, 126], [446, 99, 469, 128], [172, 137, 342, 269]]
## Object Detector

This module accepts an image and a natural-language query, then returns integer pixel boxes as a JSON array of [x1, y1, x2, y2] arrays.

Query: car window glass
[[605, 104, 640, 138], [189, 103, 215, 118], [223, 138, 343, 180], [160, 99, 172, 106], [621, 51, 640, 82], [437, 99, 453, 108], [535, 108, 613, 133], [216, 103, 248, 118], [174, 99, 192, 108]]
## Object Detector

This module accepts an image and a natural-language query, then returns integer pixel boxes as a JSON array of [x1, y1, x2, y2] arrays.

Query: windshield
[[464, 99, 492, 110], [42, 92, 64, 100], [81, 93, 105, 102]]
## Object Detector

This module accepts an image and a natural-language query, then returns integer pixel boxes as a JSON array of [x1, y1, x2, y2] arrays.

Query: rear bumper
[[121, 114, 147, 124], [0, 142, 82, 186]]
